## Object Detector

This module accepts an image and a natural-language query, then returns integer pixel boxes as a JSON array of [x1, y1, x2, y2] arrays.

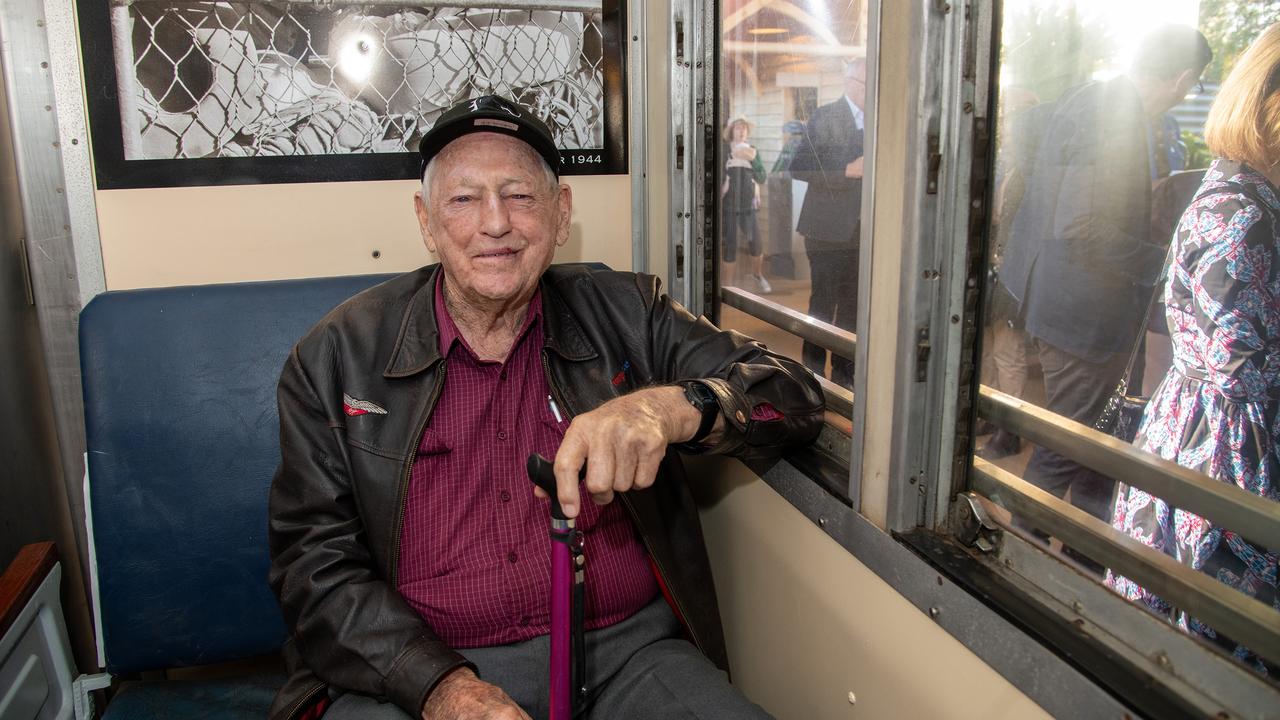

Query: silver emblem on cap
[[475, 118, 520, 132]]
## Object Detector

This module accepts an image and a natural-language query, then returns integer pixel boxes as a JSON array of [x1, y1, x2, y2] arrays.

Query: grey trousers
[[324, 598, 772, 719], [1014, 338, 1128, 572]]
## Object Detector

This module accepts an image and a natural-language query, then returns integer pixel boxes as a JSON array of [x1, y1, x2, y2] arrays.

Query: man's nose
[[480, 194, 512, 237]]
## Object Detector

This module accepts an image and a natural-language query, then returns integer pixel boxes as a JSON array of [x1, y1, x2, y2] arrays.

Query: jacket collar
[[384, 265, 596, 377]]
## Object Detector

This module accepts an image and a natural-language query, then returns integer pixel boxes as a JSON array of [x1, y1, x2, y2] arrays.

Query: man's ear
[[414, 191, 437, 253], [1174, 67, 1197, 93], [555, 182, 573, 247]]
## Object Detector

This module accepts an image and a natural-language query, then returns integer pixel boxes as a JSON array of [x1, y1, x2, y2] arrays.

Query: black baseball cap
[[417, 95, 561, 177]]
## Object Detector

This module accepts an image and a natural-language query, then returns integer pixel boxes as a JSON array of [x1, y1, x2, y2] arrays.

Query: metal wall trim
[[628, 0, 647, 274], [1, 0, 102, 670], [45, 0, 104, 306]]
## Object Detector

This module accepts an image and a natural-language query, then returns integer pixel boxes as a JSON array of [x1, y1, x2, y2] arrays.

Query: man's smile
[[473, 247, 522, 260]]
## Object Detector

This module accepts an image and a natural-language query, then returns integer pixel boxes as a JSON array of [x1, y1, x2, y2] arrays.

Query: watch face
[[683, 381, 712, 409], [683, 382, 718, 443]]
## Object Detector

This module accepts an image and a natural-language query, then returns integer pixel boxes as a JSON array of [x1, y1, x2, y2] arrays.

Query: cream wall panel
[[692, 457, 1050, 720], [859, 2, 912, 527], [96, 174, 632, 290]]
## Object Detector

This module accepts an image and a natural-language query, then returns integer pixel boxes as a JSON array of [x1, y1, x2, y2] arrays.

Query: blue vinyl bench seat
[[79, 274, 396, 719]]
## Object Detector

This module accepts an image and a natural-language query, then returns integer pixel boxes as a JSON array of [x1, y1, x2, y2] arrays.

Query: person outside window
[[1108, 24, 1280, 677], [721, 117, 770, 294], [997, 25, 1213, 570], [789, 58, 867, 389]]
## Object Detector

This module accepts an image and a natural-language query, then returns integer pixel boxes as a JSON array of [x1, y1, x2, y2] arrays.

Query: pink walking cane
[[527, 454, 586, 720]]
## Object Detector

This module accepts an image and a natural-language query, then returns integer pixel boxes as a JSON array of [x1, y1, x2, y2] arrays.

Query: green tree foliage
[[1001, 1, 1115, 103], [1180, 129, 1213, 169], [1198, 0, 1280, 83]]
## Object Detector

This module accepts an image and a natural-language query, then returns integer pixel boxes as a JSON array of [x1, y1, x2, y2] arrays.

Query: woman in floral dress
[[1108, 24, 1280, 675]]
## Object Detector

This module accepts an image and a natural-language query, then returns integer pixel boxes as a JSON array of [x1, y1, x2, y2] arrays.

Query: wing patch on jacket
[[343, 393, 388, 417]]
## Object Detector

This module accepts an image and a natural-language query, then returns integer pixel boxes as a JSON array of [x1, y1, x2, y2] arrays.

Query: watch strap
[[680, 380, 719, 446]]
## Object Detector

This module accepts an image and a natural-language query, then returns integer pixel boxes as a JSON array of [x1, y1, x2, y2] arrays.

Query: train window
[[711, 1, 873, 500], [962, 0, 1280, 700]]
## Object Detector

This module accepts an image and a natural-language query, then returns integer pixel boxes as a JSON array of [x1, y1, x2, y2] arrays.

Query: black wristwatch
[[679, 380, 720, 446]]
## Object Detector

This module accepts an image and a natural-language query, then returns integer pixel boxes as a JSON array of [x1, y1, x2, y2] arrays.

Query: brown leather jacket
[[267, 264, 823, 719]]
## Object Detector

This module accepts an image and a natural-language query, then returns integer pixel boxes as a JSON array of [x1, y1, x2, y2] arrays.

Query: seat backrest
[[79, 274, 396, 674]]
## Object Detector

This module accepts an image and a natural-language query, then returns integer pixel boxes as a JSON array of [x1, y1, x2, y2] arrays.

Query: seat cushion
[[80, 274, 396, 673], [101, 673, 285, 720]]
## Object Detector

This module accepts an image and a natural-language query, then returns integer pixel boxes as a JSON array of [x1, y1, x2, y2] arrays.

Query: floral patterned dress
[[1107, 159, 1280, 676]]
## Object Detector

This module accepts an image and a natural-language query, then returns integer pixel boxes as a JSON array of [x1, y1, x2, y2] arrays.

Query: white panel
[[0, 655, 51, 719], [0, 567, 75, 720]]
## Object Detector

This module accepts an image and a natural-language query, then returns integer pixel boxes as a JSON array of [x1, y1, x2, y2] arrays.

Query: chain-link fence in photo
[[111, 0, 605, 160]]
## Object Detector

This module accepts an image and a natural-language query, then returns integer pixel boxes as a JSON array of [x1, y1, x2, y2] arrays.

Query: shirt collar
[[845, 95, 865, 130], [434, 276, 544, 361], [383, 265, 597, 378]]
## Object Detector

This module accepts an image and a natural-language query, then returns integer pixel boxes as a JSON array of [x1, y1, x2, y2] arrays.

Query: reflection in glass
[[979, 0, 1279, 675], [716, 0, 870, 396]]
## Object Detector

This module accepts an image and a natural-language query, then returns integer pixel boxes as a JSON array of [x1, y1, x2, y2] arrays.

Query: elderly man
[[267, 95, 823, 720]]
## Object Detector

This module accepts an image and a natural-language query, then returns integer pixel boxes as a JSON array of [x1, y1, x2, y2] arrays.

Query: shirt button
[[520, 616, 531, 627], [500, 490, 511, 502], [508, 551, 518, 564], [497, 430, 508, 441]]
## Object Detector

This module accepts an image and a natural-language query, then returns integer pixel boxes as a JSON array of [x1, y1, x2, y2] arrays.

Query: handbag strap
[[1117, 239, 1179, 393]]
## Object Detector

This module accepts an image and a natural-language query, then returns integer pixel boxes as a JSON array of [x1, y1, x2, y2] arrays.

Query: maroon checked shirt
[[395, 282, 659, 648]]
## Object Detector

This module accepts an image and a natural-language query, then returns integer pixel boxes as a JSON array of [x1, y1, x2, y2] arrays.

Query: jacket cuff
[[691, 378, 751, 454], [384, 637, 477, 717]]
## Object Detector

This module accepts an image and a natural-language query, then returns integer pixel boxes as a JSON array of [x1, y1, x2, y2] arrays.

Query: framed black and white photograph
[[78, 0, 627, 188]]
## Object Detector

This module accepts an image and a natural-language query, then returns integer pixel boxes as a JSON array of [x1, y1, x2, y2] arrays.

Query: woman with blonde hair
[[1109, 24, 1280, 675]]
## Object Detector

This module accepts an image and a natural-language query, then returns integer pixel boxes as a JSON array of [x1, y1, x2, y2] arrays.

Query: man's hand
[[844, 156, 864, 178], [543, 386, 710, 518], [421, 668, 530, 720]]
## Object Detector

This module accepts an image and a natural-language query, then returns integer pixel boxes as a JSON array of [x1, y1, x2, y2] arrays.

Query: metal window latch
[[953, 492, 1000, 553], [915, 326, 931, 382], [926, 134, 941, 194]]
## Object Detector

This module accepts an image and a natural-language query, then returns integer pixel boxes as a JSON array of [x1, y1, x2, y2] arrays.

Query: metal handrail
[[978, 386, 1280, 552], [971, 458, 1280, 664], [817, 375, 853, 419], [719, 285, 856, 358]]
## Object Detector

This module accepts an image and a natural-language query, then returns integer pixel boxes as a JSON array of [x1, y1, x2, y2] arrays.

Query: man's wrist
[[671, 381, 720, 452]]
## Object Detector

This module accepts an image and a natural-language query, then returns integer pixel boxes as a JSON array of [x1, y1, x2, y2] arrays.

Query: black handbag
[[1096, 388, 1149, 443], [1095, 249, 1173, 442]]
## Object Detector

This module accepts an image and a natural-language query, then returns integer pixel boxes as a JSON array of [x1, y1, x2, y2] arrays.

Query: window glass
[[978, 0, 1279, 676], [714, 1, 871, 429]]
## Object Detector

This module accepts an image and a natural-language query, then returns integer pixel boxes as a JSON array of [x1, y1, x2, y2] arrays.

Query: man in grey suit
[[789, 59, 866, 389], [998, 26, 1211, 570]]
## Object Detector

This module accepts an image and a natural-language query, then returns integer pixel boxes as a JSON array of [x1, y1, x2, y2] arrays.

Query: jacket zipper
[[284, 681, 326, 720], [389, 363, 447, 585], [540, 351, 708, 658]]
